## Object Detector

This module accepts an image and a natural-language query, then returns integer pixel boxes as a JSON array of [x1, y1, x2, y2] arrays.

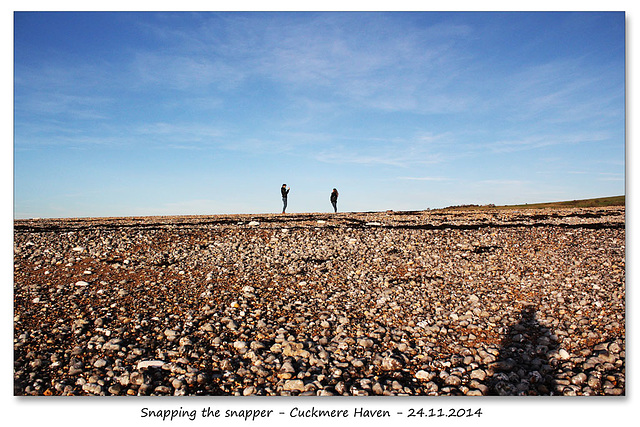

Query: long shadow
[[487, 305, 559, 396]]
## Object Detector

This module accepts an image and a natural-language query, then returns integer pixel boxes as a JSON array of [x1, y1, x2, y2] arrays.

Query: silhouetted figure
[[281, 184, 290, 213], [488, 305, 559, 396], [330, 188, 339, 213]]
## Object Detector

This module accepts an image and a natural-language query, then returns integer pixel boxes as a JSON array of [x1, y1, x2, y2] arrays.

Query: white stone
[[283, 379, 305, 392], [164, 329, 178, 340], [415, 370, 433, 380], [233, 341, 247, 350]]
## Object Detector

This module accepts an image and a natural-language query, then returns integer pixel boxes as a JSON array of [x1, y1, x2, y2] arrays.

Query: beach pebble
[[13, 207, 625, 396]]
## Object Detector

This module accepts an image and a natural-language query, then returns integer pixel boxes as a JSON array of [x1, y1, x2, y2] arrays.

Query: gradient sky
[[13, 11, 625, 219]]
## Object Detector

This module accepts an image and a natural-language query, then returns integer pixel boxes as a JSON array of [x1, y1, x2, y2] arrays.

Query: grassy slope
[[442, 195, 625, 211]]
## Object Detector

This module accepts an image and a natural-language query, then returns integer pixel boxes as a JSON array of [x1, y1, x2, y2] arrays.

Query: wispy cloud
[[484, 132, 612, 153], [315, 150, 409, 167], [15, 90, 115, 122], [312, 132, 453, 167], [131, 52, 246, 91], [486, 58, 623, 126], [16, 121, 228, 150], [133, 122, 225, 139], [476, 179, 532, 187], [397, 176, 451, 181], [131, 13, 479, 116], [598, 173, 624, 181]]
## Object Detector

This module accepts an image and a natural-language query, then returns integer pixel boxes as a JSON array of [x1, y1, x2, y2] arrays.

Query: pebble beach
[[13, 206, 625, 396]]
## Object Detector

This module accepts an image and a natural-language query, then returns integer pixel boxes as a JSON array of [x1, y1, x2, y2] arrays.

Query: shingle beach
[[13, 207, 625, 396]]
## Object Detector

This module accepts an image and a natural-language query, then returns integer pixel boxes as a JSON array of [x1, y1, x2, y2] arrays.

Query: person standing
[[281, 184, 290, 213], [330, 188, 339, 213]]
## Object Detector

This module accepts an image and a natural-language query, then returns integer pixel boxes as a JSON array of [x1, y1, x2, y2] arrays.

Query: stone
[[283, 380, 305, 392], [137, 360, 165, 370], [571, 373, 587, 386], [93, 359, 108, 368], [233, 341, 247, 350], [470, 369, 487, 381], [415, 370, 434, 380], [381, 356, 403, 371]]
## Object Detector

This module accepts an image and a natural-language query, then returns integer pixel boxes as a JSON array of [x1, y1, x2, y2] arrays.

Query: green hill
[[443, 195, 625, 211]]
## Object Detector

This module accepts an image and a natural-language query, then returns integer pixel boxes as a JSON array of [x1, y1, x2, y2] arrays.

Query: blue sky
[[13, 11, 625, 218]]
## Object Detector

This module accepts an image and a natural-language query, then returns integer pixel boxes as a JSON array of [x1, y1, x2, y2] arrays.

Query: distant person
[[330, 188, 339, 213], [281, 184, 290, 213]]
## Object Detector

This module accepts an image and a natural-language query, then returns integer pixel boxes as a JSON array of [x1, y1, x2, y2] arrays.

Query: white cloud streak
[[126, 13, 480, 115], [483, 132, 612, 153], [397, 176, 451, 181]]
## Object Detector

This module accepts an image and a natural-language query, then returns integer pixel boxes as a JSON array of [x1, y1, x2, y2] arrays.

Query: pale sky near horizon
[[13, 11, 625, 219]]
